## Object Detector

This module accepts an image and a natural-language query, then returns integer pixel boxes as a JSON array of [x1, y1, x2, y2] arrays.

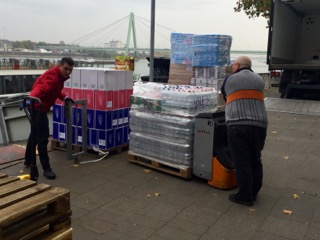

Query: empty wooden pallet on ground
[[128, 152, 192, 179], [0, 173, 72, 240]]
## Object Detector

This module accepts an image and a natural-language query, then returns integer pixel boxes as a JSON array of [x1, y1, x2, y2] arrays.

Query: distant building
[[0, 39, 13, 51], [104, 40, 123, 49]]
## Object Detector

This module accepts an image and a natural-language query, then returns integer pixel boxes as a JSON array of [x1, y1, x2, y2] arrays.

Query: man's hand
[[19, 99, 30, 110], [64, 97, 75, 104]]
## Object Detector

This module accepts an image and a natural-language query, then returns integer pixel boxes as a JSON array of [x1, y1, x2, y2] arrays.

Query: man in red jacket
[[24, 57, 75, 179]]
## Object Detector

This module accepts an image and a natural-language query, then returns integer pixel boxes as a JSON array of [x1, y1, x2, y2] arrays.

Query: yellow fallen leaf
[[146, 194, 151, 198], [282, 209, 293, 215], [19, 170, 24, 174], [155, 177, 159, 180], [249, 208, 255, 212], [144, 169, 151, 173], [73, 164, 79, 167], [154, 192, 160, 197], [283, 156, 289, 160], [293, 194, 300, 199], [271, 131, 278, 134]]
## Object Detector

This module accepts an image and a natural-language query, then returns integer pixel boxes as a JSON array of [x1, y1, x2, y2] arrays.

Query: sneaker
[[229, 194, 254, 207], [43, 168, 56, 180]]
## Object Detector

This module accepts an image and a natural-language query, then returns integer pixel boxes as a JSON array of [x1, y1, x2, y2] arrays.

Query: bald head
[[235, 56, 252, 68]]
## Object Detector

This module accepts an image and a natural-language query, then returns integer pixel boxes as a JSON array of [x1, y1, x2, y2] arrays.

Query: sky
[[0, 0, 269, 51]]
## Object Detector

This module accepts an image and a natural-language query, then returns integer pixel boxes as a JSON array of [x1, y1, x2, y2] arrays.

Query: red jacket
[[30, 65, 69, 112]]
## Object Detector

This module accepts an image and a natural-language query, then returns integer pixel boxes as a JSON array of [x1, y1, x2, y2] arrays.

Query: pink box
[[126, 89, 133, 107], [72, 89, 83, 101], [95, 90, 114, 111], [119, 89, 128, 108], [56, 87, 72, 104], [113, 90, 119, 110], [83, 89, 95, 109]]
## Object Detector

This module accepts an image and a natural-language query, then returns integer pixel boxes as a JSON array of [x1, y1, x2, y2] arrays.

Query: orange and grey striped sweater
[[221, 67, 268, 128]]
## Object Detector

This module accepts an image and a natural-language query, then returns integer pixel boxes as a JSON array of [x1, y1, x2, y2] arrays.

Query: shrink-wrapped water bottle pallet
[[128, 152, 192, 179], [0, 172, 72, 240]]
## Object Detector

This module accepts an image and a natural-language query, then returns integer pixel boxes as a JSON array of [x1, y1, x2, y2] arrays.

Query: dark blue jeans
[[227, 125, 267, 201], [25, 110, 50, 170]]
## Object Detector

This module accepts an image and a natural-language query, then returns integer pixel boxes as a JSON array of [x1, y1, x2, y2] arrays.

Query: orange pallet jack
[[208, 156, 237, 190]]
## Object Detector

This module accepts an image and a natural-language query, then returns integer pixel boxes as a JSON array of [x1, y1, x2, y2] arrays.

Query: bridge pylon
[[125, 12, 137, 56]]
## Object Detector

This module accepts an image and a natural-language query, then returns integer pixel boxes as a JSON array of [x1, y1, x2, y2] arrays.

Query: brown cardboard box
[[168, 63, 194, 85]]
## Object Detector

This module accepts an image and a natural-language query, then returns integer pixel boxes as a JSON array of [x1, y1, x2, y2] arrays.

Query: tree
[[234, 0, 270, 20]]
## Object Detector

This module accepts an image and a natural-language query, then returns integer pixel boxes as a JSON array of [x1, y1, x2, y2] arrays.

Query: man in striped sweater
[[221, 56, 268, 206]]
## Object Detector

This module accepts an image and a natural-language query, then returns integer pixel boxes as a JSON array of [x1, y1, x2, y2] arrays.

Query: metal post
[[0, 106, 9, 146], [66, 101, 73, 160], [149, 0, 156, 82]]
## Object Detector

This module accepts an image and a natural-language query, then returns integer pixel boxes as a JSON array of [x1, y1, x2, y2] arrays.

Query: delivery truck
[[267, 0, 320, 99]]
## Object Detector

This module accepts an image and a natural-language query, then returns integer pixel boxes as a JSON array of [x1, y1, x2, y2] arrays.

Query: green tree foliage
[[234, 0, 270, 20]]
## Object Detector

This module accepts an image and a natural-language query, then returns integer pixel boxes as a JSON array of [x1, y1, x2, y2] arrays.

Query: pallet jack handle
[[23, 96, 43, 181]]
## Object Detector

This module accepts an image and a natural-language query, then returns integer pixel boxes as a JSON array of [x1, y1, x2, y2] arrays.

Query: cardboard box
[[87, 109, 95, 129], [81, 69, 98, 89], [123, 125, 129, 144], [59, 124, 66, 142], [72, 107, 82, 126], [112, 110, 118, 128], [126, 71, 134, 89], [97, 130, 115, 150], [72, 89, 83, 101], [115, 127, 123, 147], [71, 68, 81, 89], [89, 129, 98, 147], [95, 110, 113, 130], [52, 122, 59, 140], [123, 108, 129, 125], [119, 89, 128, 108], [97, 70, 117, 90], [53, 105, 63, 123], [95, 90, 113, 111], [116, 71, 126, 90], [64, 77, 72, 88], [113, 90, 119, 110], [83, 89, 95, 109]]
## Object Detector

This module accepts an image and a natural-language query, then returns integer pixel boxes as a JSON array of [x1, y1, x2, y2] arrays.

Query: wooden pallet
[[50, 139, 129, 156], [128, 152, 192, 179], [0, 173, 72, 240]]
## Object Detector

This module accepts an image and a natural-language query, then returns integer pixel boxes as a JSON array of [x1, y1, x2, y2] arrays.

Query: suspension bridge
[[39, 13, 173, 56]]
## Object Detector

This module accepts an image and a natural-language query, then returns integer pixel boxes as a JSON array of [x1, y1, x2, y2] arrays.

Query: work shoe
[[43, 168, 56, 180], [229, 194, 254, 207]]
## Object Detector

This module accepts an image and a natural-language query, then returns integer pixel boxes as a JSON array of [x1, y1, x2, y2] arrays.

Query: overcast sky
[[0, 0, 269, 51]]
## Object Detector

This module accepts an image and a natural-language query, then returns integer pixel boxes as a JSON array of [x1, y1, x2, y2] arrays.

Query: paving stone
[[71, 205, 90, 220], [260, 216, 308, 240], [138, 201, 181, 221], [305, 226, 320, 240], [90, 208, 128, 224], [269, 192, 318, 224], [72, 225, 107, 240], [113, 221, 155, 239], [101, 196, 147, 216], [102, 230, 142, 240], [63, 174, 110, 194], [176, 205, 221, 226], [92, 179, 135, 199], [192, 189, 232, 212], [200, 233, 228, 240], [211, 211, 264, 234], [155, 226, 199, 240], [166, 218, 209, 235], [72, 191, 113, 211], [127, 213, 166, 230], [206, 224, 255, 240], [251, 231, 291, 240], [73, 215, 115, 234]]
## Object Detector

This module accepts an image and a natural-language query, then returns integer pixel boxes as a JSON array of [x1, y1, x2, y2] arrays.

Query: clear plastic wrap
[[170, 33, 194, 64], [130, 82, 217, 117], [129, 109, 195, 167]]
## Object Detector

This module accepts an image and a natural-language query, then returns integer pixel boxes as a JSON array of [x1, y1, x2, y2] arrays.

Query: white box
[[64, 78, 72, 88], [116, 71, 126, 90], [195, 67, 206, 78], [97, 69, 117, 90], [71, 68, 81, 89], [81, 69, 98, 89], [125, 71, 133, 89]]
